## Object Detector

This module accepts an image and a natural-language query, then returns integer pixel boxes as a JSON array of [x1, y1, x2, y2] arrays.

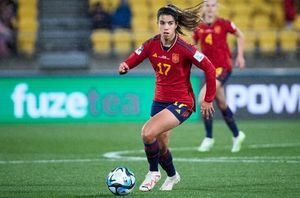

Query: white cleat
[[231, 131, 246, 153], [139, 171, 161, 192], [160, 172, 181, 191], [198, 137, 215, 152]]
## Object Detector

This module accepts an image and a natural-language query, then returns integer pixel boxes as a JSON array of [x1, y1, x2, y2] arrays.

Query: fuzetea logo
[[10, 83, 140, 119], [11, 83, 88, 118]]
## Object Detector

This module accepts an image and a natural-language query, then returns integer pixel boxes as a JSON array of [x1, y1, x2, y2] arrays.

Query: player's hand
[[235, 55, 245, 69], [200, 100, 214, 119], [118, 62, 129, 75]]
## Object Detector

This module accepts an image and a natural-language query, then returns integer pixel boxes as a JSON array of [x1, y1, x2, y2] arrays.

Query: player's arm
[[118, 62, 130, 75], [118, 44, 149, 75], [227, 20, 245, 69], [234, 27, 245, 69], [191, 51, 216, 118], [192, 51, 216, 102]]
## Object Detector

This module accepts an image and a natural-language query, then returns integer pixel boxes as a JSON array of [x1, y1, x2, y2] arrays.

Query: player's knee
[[141, 126, 155, 143]]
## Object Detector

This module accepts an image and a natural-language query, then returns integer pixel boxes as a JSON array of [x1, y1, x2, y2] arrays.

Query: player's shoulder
[[176, 36, 196, 54], [143, 34, 160, 46], [195, 22, 205, 30], [217, 17, 237, 31], [216, 17, 232, 25]]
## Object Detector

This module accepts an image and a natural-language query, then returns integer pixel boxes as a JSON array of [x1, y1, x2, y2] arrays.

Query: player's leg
[[157, 131, 181, 190], [139, 108, 180, 192], [215, 81, 245, 153], [198, 83, 215, 152], [157, 131, 174, 176], [216, 84, 239, 137], [141, 109, 180, 172]]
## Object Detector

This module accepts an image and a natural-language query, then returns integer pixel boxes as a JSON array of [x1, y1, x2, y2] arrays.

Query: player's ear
[[174, 21, 178, 28]]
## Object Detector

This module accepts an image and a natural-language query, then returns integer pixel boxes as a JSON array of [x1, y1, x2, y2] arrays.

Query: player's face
[[158, 14, 177, 41], [204, 0, 218, 18]]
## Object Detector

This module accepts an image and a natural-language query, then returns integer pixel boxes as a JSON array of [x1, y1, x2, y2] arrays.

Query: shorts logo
[[172, 53, 180, 64], [173, 102, 189, 117]]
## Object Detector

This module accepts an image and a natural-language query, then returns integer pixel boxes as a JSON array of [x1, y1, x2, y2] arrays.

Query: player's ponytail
[[157, 2, 205, 35]]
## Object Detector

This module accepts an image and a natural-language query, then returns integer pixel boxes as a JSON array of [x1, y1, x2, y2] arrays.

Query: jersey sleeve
[[190, 50, 216, 103], [225, 19, 237, 34], [124, 40, 150, 69]]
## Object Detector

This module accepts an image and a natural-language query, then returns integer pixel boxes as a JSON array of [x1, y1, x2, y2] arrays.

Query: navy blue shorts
[[216, 67, 231, 85], [151, 101, 192, 124]]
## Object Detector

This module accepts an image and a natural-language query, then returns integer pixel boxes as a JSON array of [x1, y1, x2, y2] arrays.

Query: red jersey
[[125, 34, 216, 110], [193, 18, 237, 71]]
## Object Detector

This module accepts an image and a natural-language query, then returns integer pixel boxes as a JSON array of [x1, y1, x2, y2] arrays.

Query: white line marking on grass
[[0, 158, 104, 165], [103, 152, 300, 164], [0, 143, 299, 165], [102, 154, 300, 164], [1, 156, 299, 165], [103, 142, 300, 164], [248, 143, 300, 148]]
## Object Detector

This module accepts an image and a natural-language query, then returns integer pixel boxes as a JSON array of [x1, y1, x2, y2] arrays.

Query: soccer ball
[[106, 166, 136, 196]]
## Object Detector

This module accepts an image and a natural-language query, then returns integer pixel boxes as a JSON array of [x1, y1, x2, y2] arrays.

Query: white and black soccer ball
[[106, 166, 136, 196]]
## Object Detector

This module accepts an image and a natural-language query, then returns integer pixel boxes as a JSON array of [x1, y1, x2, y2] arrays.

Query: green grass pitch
[[0, 120, 299, 197]]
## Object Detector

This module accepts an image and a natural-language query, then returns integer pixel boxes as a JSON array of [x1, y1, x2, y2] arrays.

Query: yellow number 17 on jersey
[[157, 62, 171, 76]]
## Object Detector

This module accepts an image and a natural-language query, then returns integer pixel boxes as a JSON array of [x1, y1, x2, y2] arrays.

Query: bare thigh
[[141, 108, 180, 144], [198, 80, 223, 105], [215, 84, 228, 110]]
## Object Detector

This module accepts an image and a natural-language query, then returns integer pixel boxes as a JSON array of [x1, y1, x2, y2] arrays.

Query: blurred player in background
[[118, 3, 216, 191], [193, 0, 246, 153]]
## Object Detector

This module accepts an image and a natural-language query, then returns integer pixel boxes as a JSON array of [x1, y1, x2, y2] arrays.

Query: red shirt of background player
[[193, 18, 237, 72], [124, 34, 216, 110]]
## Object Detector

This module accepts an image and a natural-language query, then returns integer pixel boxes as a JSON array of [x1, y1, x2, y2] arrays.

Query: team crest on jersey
[[135, 45, 144, 55], [172, 53, 180, 64], [214, 26, 221, 34], [152, 53, 157, 57]]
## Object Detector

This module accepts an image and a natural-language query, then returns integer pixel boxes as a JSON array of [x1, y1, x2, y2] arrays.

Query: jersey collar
[[160, 34, 178, 52], [204, 16, 219, 26]]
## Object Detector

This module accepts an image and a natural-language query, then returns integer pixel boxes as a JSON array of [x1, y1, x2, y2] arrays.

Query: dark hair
[[157, 3, 205, 35]]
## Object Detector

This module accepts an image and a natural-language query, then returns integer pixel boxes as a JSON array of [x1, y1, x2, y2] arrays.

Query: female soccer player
[[118, 3, 216, 191], [193, 0, 246, 153]]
